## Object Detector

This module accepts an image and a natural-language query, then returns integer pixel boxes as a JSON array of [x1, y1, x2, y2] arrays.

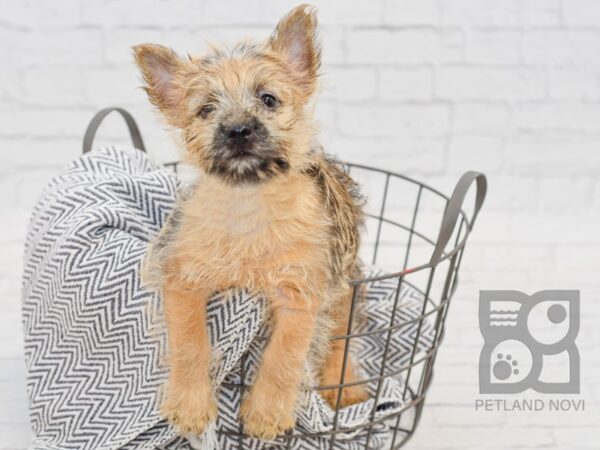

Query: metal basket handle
[[429, 171, 487, 266], [82, 107, 146, 154]]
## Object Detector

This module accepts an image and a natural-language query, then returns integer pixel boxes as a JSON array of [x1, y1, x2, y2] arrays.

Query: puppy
[[135, 4, 368, 440]]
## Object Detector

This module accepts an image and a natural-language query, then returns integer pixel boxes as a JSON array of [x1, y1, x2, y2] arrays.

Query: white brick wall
[[1, 0, 599, 448]]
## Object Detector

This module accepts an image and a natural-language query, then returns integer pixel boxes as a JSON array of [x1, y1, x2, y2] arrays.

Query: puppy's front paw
[[240, 387, 296, 440], [161, 383, 218, 435]]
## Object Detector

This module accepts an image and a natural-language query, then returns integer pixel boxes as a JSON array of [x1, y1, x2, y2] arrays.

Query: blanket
[[21, 146, 434, 450]]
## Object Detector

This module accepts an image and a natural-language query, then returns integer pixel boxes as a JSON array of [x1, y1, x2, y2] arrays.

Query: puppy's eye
[[260, 93, 278, 109], [198, 104, 216, 119]]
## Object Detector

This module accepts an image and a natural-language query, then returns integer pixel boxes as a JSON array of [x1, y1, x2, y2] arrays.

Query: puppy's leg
[[160, 286, 217, 435], [240, 287, 317, 440], [319, 290, 369, 409]]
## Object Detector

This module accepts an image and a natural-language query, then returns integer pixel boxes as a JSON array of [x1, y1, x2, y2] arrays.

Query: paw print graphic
[[479, 290, 580, 394], [493, 353, 519, 381]]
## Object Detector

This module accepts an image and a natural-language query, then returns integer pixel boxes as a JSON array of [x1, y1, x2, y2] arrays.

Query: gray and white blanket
[[22, 146, 434, 450]]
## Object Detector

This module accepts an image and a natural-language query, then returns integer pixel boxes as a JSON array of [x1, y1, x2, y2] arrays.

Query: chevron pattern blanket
[[22, 146, 434, 450]]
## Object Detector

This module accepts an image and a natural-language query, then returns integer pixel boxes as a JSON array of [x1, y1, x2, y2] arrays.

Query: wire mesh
[[163, 160, 482, 449]]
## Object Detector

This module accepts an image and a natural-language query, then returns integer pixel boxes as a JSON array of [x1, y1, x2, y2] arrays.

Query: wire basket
[[84, 108, 487, 450]]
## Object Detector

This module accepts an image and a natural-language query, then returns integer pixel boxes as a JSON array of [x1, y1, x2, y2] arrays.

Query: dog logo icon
[[479, 290, 580, 394]]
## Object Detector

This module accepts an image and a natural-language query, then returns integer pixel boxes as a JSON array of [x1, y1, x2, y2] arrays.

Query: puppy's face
[[134, 5, 321, 184]]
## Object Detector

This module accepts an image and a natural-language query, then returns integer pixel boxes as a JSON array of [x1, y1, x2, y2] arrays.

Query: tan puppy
[[135, 4, 368, 440]]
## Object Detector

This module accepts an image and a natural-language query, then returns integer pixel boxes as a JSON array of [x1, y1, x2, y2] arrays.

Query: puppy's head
[[133, 4, 321, 184]]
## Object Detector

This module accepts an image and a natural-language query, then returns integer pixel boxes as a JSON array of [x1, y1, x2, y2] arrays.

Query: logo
[[479, 290, 580, 394]]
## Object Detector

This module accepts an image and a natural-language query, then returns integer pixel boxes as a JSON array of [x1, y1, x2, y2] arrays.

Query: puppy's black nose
[[227, 124, 253, 145]]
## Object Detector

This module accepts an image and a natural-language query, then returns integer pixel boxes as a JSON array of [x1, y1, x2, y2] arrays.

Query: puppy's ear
[[268, 4, 321, 95], [133, 44, 187, 126]]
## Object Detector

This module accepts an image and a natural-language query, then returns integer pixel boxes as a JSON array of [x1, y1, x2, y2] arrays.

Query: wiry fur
[[135, 4, 368, 440]]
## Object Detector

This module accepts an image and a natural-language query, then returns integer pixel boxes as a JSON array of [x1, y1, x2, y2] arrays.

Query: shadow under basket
[[85, 108, 487, 450]]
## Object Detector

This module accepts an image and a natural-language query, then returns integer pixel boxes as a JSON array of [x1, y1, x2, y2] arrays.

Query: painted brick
[[337, 104, 450, 138], [347, 29, 463, 65], [437, 66, 546, 100], [378, 67, 434, 100], [465, 30, 521, 64], [383, 0, 441, 25], [23, 67, 85, 106], [548, 68, 600, 100], [321, 68, 377, 101], [452, 102, 512, 134], [523, 30, 600, 65], [563, 0, 600, 26], [514, 102, 600, 133]]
